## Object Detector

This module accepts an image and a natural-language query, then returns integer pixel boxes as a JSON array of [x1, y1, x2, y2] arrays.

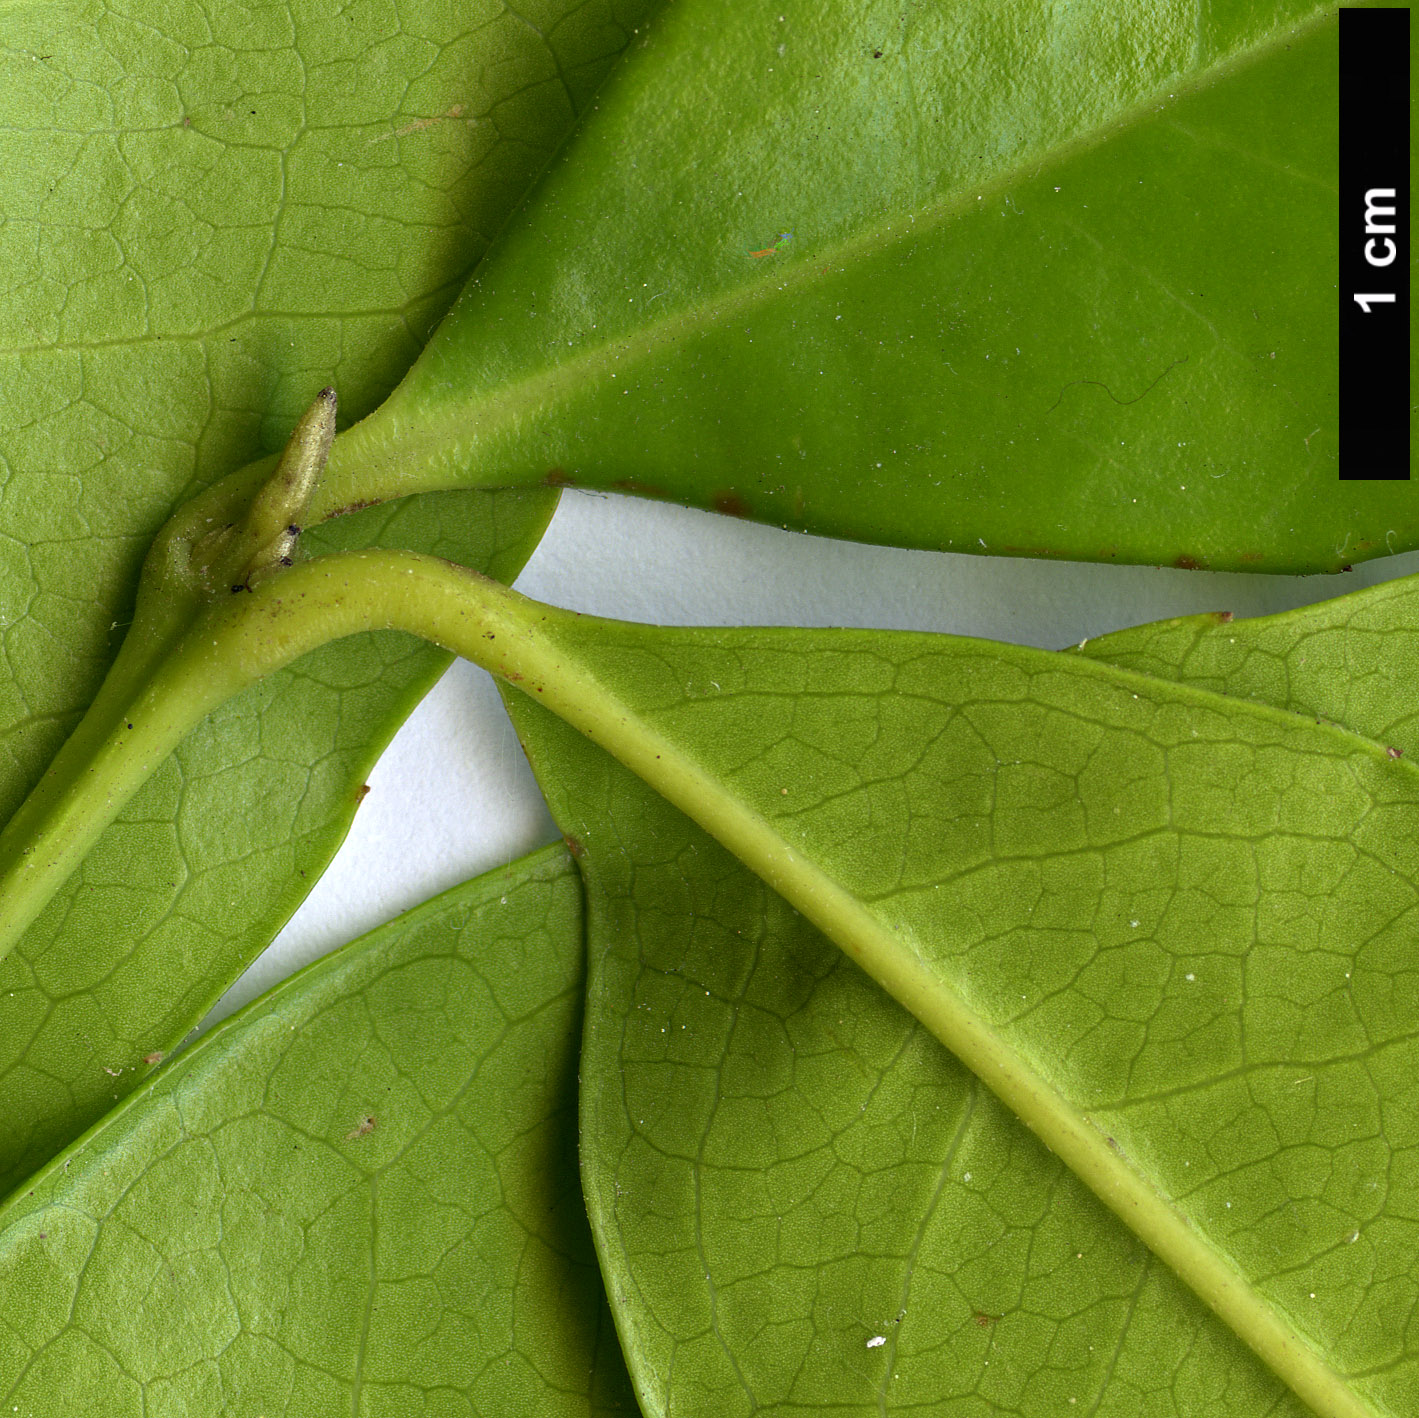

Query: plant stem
[[0, 394, 342, 955]]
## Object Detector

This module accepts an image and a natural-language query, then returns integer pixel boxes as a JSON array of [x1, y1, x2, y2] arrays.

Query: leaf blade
[[507, 698, 1312, 1417], [0, 0, 657, 1185], [0, 486, 556, 1193], [483, 576, 1419, 1413], [1071, 574, 1419, 752], [0, 844, 636, 1416], [332, 1, 1414, 572]]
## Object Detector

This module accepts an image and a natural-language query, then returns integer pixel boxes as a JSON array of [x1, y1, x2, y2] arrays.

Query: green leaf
[[1071, 574, 1419, 752], [0, 0, 630, 811], [514, 699, 1310, 1418], [0, 843, 637, 1417], [0, 0, 655, 1187], [488, 573, 1419, 1415], [0, 490, 551, 1193], [330, 0, 1415, 573]]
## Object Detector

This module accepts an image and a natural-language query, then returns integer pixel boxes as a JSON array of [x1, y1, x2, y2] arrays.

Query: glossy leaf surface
[[0, 844, 636, 1417], [0, 0, 655, 1187], [332, 0, 1415, 572], [496, 573, 1419, 1415]]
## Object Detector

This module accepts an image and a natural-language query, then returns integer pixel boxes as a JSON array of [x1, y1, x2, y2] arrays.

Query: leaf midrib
[[501, 608, 1397, 1418]]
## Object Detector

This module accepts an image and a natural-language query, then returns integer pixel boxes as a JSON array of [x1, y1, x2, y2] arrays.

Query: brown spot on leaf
[[368, 104, 468, 145], [1388, 746, 1404, 759], [355, 784, 370, 805], [611, 477, 670, 497], [564, 834, 585, 859], [329, 499, 375, 518], [1214, 611, 1233, 624], [1173, 554, 1204, 571], [543, 467, 575, 487], [712, 490, 749, 518], [143, 1052, 165, 1066], [346, 1116, 376, 1140]]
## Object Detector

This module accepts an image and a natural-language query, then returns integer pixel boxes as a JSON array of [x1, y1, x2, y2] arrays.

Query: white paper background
[[200, 489, 1419, 1030]]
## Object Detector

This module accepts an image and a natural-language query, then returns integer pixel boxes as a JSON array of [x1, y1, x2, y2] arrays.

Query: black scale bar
[[1339, 6, 1411, 480]]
